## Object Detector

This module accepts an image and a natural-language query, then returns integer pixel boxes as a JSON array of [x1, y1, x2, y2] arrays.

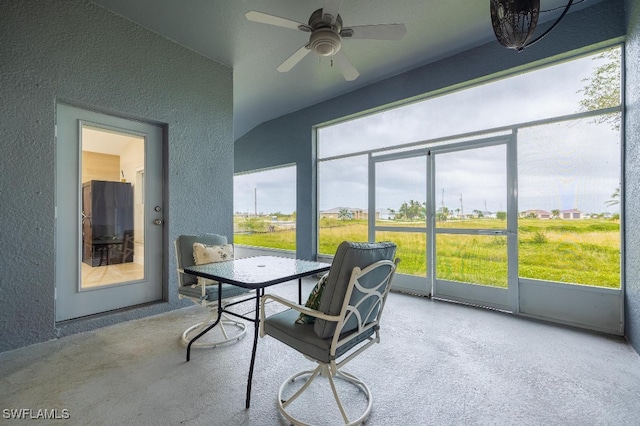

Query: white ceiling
[[82, 126, 142, 156], [89, 0, 599, 138]]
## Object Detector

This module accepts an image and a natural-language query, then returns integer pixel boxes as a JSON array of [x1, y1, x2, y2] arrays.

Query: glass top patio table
[[184, 255, 331, 289]]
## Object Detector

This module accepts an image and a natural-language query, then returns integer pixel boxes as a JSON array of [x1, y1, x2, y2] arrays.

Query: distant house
[[521, 209, 552, 219], [378, 208, 395, 220], [319, 207, 365, 220], [560, 209, 583, 220], [319, 207, 381, 220], [363, 210, 381, 220]]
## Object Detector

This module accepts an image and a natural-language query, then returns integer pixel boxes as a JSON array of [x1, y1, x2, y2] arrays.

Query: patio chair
[[115, 229, 134, 263], [259, 241, 399, 425], [174, 233, 251, 348]]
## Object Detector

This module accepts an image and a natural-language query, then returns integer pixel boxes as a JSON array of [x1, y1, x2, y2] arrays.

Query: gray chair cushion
[[175, 233, 228, 287], [314, 241, 397, 339], [264, 309, 375, 364]]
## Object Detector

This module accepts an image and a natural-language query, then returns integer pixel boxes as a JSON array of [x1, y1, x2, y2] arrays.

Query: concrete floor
[[1, 278, 640, 425]]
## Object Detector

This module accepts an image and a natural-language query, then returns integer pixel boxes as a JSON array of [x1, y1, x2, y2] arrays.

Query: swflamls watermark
[[2, 408, 70, 420]]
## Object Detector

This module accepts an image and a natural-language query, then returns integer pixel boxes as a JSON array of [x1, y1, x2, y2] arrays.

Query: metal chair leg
[[276, 365, 373, 426]]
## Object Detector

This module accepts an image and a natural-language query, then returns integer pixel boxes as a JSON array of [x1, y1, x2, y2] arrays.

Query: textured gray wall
[[0, 0, 233, 352], [235, 0, 625, 262], [625, 0, 640, 353]]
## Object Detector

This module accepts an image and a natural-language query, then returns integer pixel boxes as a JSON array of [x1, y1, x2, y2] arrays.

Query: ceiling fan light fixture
[[309, 28, 342, 56]]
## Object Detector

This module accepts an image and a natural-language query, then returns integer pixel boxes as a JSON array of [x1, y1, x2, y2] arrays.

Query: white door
[[431, 138, 515, 312], [55, 104, 164, 321], [370, 136, 516, 310]]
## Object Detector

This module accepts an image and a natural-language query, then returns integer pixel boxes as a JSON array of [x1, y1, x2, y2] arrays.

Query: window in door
[[434, 143, 509, 288], [80, 125, 145, 289]]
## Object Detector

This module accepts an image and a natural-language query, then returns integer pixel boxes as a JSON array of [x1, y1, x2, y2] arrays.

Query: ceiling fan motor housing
[[490, 0, 540, 51], [307, 8, 344, 56], [310, 28, 342, 55]]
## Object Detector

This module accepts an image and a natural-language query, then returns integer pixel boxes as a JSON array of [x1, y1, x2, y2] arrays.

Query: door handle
[[477, 230, 507, 235]]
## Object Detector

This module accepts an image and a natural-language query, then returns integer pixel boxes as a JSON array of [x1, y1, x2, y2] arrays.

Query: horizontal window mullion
[[375, 226, 426, 233]]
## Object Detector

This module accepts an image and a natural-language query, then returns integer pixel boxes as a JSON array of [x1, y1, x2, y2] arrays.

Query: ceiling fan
[[245, 0, 407, 81]]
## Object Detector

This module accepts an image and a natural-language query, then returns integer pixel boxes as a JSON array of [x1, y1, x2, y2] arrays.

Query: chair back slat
[[334, 260, 397, 346], [314, 241, 397, 339]]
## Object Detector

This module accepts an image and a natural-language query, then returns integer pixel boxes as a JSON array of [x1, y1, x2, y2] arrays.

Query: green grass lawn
[[234, 217, 621, 289]]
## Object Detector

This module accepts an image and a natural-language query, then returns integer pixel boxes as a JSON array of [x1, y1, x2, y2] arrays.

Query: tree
[[337, 208, 353, 221], [397, 203, 408, 220], [437, 206, 450, 222], [551, 209, 560, 219], [397, 200, 425, 221], [496, 211, 506, 221], [605, 187, 620, 207], [578, 48, 621, 131]]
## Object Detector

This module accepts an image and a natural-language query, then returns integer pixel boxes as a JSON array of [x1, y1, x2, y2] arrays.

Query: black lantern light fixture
[[490, 0, 574, 51]]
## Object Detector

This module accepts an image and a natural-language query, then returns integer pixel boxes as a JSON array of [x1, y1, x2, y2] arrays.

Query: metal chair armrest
[[259, 294, 341, 337]]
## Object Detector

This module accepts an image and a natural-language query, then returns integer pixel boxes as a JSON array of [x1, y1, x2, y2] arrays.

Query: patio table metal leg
[[245, 287, 263, 408], [186, 283, 223, 362]]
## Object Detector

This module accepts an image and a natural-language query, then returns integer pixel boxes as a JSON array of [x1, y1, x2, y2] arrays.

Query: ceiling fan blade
[[343, 24, 407, 40], [333, 50, 359, 81], [322, 0, 343, 24], [277, 45, 311, 72], [245, 11, 310, 32]]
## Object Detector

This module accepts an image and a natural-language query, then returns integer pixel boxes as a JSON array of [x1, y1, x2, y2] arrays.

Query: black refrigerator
[[82, 180, 134, 266]]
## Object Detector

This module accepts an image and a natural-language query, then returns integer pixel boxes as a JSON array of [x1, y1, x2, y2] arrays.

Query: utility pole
[[460, 193, 464, 219], [254, 187, 257, 217]]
